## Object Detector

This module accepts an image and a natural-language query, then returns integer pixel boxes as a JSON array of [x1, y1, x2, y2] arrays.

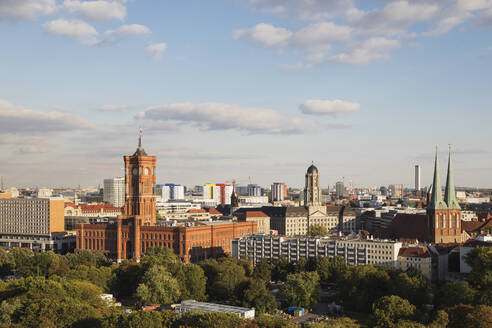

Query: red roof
[[208, 208, 222, 215], [382, 213, 430, 241], [398, 247, 430, 258], [462, 219, 492, 233], [188, 209, 207, 213], [245, 211, 269, 218], [64, 202, 78, 208]]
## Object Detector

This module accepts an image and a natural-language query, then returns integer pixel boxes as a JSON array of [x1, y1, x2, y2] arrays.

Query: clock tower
[[123, 129, 157, 226]]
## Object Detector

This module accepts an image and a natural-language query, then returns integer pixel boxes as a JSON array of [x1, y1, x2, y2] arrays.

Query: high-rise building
[[0, 198, 65, 250], [335, 181, 345, 199], [305, 163, 322, 206], [203, 184, 233, 205], [415, 165, 421, 191], [271, 182, 286, 201], [247, 184, 263, 197], [103, 177, 125, 207], [161, 184, 185, 201]]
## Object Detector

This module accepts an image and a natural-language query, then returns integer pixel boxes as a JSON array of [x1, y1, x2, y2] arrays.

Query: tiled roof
[[188, 209, 207, 213], [399, 246, 430, 258], [462, 219, 492, 233], [245, 211, 269, 218], [384, 213, 430, 241], [208, 208, 222, 215]]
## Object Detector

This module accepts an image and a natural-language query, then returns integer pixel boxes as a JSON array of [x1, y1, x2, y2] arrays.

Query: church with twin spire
[[385, 147, 466, 244]]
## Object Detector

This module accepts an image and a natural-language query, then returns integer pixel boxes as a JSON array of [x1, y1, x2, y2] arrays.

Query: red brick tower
[[124, 129, 157, 226]]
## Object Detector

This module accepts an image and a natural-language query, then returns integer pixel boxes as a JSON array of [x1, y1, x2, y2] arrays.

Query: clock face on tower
[[133, 168, 138, 176], [144, 168, 149, 175]]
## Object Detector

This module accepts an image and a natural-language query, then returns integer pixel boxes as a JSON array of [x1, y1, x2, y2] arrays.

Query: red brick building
[[76, 132, 256, 263]]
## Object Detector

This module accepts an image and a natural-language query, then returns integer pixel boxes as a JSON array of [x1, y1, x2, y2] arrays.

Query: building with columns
[[76, 132, 257, 263]]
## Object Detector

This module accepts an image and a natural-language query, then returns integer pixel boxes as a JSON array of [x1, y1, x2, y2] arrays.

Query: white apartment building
[[232, 234, 402, 267], [271, 183, 286, 202], [161, 184, 185, 201], [103, 177, 125, 207]]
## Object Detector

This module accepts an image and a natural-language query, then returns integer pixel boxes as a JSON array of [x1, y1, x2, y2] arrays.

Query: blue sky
[[0, 0, 491, 189]]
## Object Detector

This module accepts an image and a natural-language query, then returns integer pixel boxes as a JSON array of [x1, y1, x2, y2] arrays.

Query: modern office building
[[271, 182, 287, 201], [0, 197, 65, 250], [247, 184, 263, 197], [232, 234, 402, 266], [335, 181, 345, 199], [103, 177, 125, 207], [203, 184, 233, 205], [161, 184, 185, 201]]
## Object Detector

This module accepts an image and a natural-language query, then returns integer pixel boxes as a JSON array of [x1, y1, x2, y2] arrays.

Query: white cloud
[[145, 43, 167, 58], [352, 1, 440, 36], [43, 19, 99, 45], [330, 37, 401, 65], [140, 102, 316, 135], [474, 7, 492, 27], [98, 105, 133, 112], [63, 0, 126, 21], [0, 0, 56, 21], [249, 0, 355, 20], [300, 99, 360, 116], [293, 22, 353, 48], [233, 23, 292, 47], [105, 24, 151, 36], [0, 99, 92, 134]]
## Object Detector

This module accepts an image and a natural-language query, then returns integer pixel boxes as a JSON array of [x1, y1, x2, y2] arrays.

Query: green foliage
[[123, 310, 164, 328], [437, 281, 476, 308], [371, 295, 416, 328], [135, 265, 181, 305], [306, 317, 360, 328], [254, 314, 299, 328], [281, 271, 320, 309], [446, 304, 492, 328], [308, 224, 329, 237], [242, 279, 277, 314], [67, 264, 114, 292], [111, 260, 142, 299], [200, 258, 248, 302], [9, 248, 34, 276], [252, 259, 272, 283], [313, 256, 347, 283], [65, 249, 108, 268], [270, 256, 294, 282], [0, 248, 15, 276], [141, 247, 180, 273], [427, 310, 449, 328], [464, 246, 492, 305], [180, 264, 207, 301], [171, 310, 243, 328]]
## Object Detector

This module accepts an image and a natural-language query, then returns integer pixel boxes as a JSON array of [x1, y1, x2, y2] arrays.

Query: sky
[[0, 0, 491, 189]]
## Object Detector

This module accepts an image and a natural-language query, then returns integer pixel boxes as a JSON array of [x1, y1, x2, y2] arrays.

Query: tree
[[308, 224, 329, 237], [281, 271, 320, 309], [9, 248, 34, 276], [111, 260, 142, 298], [437, 281, 476, 308], [171, 311, 243, 328], [314, 256, 347, 283], [464, 246, 492, 305], [135, 265, 181, 305], [271, 256, 294, 282], [242, 279, 277, 314], [124, 310, 163, 328], [253, 259, 272, 283], [202, 259, 248, 302], [180, 264, 207, 301], [67, 264, 114, 292], [465, 304, 492, 328], [0, 248, 14, 276], [254, 314, 299, 328], [371, 295, 416, 328], [306, 317, 360, 328], [32, 251, 69, 278], [65, 249, 108, 268], [140, 247, 181, 274], [427, 310, 449, 328]]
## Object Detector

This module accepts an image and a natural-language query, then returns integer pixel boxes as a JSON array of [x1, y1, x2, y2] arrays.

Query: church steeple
[[444, 145, 460, 210], [428, 147, 447, 210]]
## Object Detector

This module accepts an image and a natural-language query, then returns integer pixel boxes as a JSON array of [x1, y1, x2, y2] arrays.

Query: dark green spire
[[428, 148, 447, 210], [444, 145, 461, 210]]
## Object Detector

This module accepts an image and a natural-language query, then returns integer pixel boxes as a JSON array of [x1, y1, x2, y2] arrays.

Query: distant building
[[397, 246, 432, 280], [237, 211, 270, 234], [232, 234, 402, 266], [0, 198, 65, 250], [37, 188, 53, 198], [203, 184, 233, 205], [305, 164, 322, 206], [161, 184, 185, 201], [103, 177, 125, 207], [247, 184, 263, 197], [415, 165, 421, 191], [335, 181, 345, 199], [174, 300, 255, 319], [271, 182, 287, 201]]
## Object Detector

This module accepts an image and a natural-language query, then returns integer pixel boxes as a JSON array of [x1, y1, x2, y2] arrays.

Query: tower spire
[[133, 128, 147, 156], [138, 128, 143, 148], [444, 144, 460, 210], [428, 146, 447, 210]]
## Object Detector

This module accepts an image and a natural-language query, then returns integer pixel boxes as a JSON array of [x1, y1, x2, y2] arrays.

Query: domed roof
[[307, 163, 318, 174]]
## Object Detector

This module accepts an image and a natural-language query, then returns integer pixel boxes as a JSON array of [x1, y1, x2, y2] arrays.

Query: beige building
[[397, 246, 432, 280], [0, 198, 65, 250], [237, 211, 271, 234], [304, 164, 322, 206], [232, 234, 402, 266]]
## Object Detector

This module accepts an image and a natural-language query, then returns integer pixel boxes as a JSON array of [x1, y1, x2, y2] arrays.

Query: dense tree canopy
[[281, 271, 320, 309], [308, 225, 329, 237]]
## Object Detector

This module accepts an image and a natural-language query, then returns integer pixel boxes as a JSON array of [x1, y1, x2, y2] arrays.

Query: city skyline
[[1, 0, 491, 188]]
